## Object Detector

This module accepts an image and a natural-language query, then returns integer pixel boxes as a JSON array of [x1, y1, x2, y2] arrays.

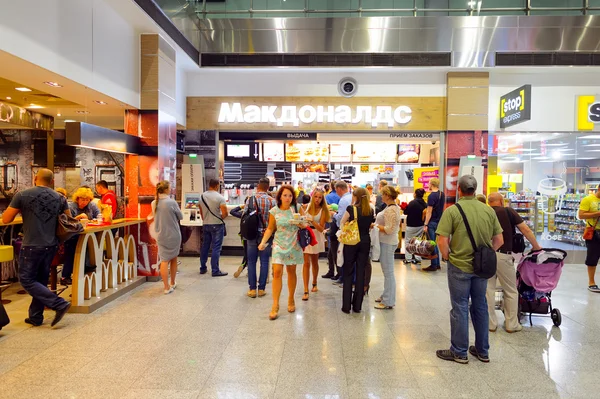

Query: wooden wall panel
[[446, 72, 489, 131], [186, 96, 447, 131], [140, 34, 176, 113], [447, 115, 489, 131], [447, 87, 489, 115]]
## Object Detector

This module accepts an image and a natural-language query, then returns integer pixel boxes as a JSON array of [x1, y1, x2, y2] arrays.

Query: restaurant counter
[[70, 218, 146, 313]]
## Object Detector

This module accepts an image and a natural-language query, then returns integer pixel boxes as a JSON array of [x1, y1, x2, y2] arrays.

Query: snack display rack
[[508, 194, 537, 231], [555, 194, 586, 247]]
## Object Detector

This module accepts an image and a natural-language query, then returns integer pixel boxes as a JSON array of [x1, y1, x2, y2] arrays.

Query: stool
[[0, 245, 14, 305]]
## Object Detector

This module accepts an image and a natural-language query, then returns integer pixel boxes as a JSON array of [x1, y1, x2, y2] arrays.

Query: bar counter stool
[[0, 245, 14, 305]]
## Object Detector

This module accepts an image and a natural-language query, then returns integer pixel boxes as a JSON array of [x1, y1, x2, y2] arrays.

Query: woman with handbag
[[153, 181, 183, 294], [339, 187, 375, 314], [403, 188, 427, 265], [374, 186, 402, 310], [301, 189, 331, 301], [259, 185, 306, 320]]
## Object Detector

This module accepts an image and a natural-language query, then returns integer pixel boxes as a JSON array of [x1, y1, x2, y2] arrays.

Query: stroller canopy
[[517, 249, 567, 293]]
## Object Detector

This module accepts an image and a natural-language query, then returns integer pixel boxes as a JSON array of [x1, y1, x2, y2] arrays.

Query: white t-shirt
[[200, 190, 226, 225]]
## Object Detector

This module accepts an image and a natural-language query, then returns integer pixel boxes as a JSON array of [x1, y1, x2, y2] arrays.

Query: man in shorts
[[578, 186, 600, 292]]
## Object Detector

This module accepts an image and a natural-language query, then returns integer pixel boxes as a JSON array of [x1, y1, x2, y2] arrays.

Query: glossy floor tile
[[1, 256, 600, 398]]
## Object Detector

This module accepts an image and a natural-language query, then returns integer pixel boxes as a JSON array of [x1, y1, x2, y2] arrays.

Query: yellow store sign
[[577, 95, 600, 131]]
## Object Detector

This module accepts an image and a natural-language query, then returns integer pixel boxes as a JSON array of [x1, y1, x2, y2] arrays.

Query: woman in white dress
[[301, 189, 331, 301]]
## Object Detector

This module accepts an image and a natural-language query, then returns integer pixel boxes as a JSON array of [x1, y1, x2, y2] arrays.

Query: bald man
[[486, 192, 541, 333], [2, 168, 72, 327]]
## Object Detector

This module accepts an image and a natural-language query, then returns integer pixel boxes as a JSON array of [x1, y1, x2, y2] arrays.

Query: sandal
[[288, 301, 296, 313], [311, 284, 318, 293], [589, 285, 600, 293], [269, 305, 279, 320], [302, 292, 309, 301], [374, 303, 394, 310]]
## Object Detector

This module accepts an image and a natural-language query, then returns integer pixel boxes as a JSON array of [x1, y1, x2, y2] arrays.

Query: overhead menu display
[[353, 143, 397, 163], [397, 144, 421, 163], [224, 142, 260, 162], [329, 144, 352, 163], [285, 143, 328, 162], [262, 142, 285, 162]]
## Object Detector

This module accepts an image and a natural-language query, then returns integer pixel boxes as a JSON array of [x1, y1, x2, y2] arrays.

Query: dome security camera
[[338, 77, 357, 98]]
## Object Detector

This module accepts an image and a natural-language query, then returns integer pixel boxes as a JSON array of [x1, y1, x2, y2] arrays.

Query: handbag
[[406, 233, 437, 257], [201, 194, 227, 237], [56, 213, 84, 243], [583, 218, 599, 241], [339, 206, 360, 246], [506, 208, 526, 253], [298, 227, 316, 249], [455, 203, 497, 279]]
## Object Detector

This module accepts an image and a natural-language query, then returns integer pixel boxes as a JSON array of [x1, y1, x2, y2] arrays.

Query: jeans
[[428, 221, 440, 268], [342, 239, 370, 312], [200, 224, 225, 274], [379, 243, 397, 307], [246, 238, 271, 290], [19, 246, 70, 324], [447, 261, 489, 358]]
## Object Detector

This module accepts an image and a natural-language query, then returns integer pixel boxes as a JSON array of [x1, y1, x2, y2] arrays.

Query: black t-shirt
[[9, 186, 69, 247], [427, 191, 445, 223], [405, 198, 427, 227], [346, 205, 375, 239], [492, 206, 524, 252]]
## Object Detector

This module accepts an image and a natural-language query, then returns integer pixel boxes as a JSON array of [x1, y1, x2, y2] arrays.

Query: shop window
[[490, 132, 600, 255]]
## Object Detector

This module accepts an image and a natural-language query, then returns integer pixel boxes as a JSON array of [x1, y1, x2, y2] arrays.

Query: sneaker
[[247, 290, 257, 298], [199, 269, 208, 275], [257, 290, 267, 297], [51, 303, 71, 327], [322, 272, 334, 279], [588, 285, 600, 293], [422, 266, 439, 272], [25, 318, 42, 327], [332, 278, 343, 286], [505, 324, 523, 333], [436, 349, 468, 364], [212, 271, 228, 277], [468, 346, 490, 363], [164, 287, 174, 295], [331, 274, 340, 280], [234, 265, 244, 278]]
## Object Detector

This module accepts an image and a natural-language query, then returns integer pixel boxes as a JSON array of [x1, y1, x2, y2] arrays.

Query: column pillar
[[124, 34, 178, 277], [445, 72, 490, 203]]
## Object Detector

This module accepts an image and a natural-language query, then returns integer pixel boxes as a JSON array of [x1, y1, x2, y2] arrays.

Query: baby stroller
[[516, 248, 567, 327]]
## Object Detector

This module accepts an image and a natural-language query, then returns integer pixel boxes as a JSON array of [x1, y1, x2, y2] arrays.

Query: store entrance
[[489, 132, 600, 263]]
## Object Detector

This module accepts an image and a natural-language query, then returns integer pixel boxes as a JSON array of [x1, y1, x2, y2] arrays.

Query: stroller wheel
[[551, 308, 562, 327]]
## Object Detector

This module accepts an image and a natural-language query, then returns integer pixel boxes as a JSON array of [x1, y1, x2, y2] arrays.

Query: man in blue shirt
[[332, 181, 352, 284], [325, 185, 340, 206]]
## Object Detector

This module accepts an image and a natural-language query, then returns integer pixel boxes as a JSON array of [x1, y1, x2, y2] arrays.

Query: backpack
[[240, 196, 261, 240]]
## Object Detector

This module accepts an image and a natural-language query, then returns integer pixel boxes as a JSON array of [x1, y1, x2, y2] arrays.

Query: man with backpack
[[241, 178, 276, 298], [486, 193, 541, 333]]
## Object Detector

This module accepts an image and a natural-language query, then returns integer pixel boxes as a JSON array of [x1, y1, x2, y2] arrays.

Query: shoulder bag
[[583, 218, 599, 241], [339, 206, 360, 246], [56, 210, 83, 244], [506, 208, 526, 253], [201, 194, 227, 236], [455, 203, 497, 279]]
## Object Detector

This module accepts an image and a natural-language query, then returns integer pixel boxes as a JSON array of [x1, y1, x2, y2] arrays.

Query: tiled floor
[[1, 256, 600, 398]]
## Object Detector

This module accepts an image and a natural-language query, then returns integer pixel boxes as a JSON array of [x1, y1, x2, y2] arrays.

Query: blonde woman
[[258, 185, 306, 320], [153, 181, 183, 294], [374, 186, 401, 310], [61, 187, 100, 285], [339, 187, 375, 314], [301, 189, 331, 301]]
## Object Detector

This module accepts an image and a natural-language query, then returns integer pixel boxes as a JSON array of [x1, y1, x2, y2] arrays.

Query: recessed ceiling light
[[57, 113, 61, 117], [15, 87, 31, 92], [94, 100, 108, 105], [44, 81, 63, 88], [27, 104, 44, 109], [75, 110, 89, 114], [64, 119, 76, 123], [6, 96, 11, 100]]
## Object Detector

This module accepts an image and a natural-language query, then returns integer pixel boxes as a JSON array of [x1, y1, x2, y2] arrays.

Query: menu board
[[295, 163, 329, 173], [353, 143, 397, 163], [285, 143, 328, 162], [329, 144, 352, 163], [397, 144, 421, 163], [262, 142, 284, 162]]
